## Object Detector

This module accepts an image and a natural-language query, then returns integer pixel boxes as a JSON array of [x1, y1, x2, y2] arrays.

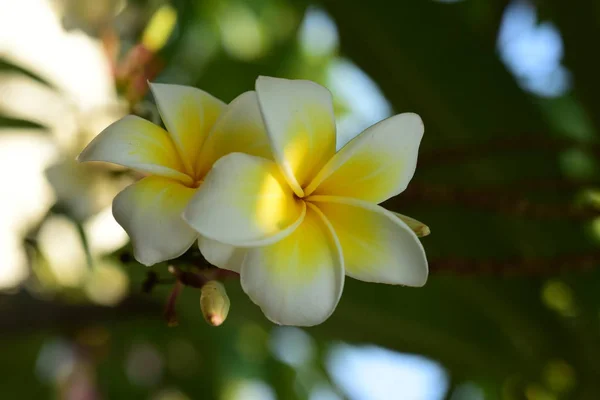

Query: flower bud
[[394, 213, 430, 237], [200, 281, 230, 326]]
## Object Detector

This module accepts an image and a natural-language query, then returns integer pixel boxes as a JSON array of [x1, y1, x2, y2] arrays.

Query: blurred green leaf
[[0, 58, 55, 89], [0, 115, 46, 130]]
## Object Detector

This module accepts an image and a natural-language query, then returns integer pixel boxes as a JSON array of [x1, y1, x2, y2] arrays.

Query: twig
[[419, 136, 600, 168], [430, 251, 600, 276], [396, 183, 600, 220], [168, 265, 209, 288], [133, 238, 600, 280], [164, 279, 183, 327]]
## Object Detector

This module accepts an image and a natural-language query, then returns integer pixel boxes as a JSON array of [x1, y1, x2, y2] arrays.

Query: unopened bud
[[394, 213, 430, 237], [141, 4, 178, 52], [200, 281, 230, 326]]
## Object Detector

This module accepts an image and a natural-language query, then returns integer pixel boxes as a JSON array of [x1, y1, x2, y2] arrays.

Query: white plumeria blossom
[[0, 0, 121, 151], [78, 86, 273, 266], [0, 0, 125, 288], [184, 76, 429, 326]]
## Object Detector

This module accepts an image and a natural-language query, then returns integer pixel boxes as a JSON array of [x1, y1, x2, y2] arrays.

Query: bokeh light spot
[[299, 7, 338, 58], [35, 338, 76, 384], [327, 59, 392, 149], [218, 5, 266, 61], [525, 383, 557, 400], [84, 261, 129, 306], [167, 339, 200, 378], [236, 323, 269, 362], [497, 0, 571, 98], [269, 326, 315, 367], [541, 280, 577, 317], [223, 379, 276, 400], [126, 342, 164, 387], [327, 344, 448, 400], [142, 4, 178, 52], [543, 359, 576, 394]]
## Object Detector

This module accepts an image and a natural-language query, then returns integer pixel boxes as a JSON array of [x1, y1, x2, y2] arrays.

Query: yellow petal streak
[[256, 76, 336, 195], [306, 113, 424, 203], [282, 105, 336, 190], [310, 196, 428, 286], [253, 165, 300, 236], [78, 115, 192, 185], [150, 83, 225, 176], [183, 153, 304, 246], [240, 204, 344, 326]]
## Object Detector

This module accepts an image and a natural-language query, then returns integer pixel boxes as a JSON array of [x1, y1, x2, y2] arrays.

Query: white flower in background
[[0, 0, 127, 289], [36, 211, 129, 306]]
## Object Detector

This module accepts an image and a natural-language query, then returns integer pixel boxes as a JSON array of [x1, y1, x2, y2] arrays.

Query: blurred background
[[1, 0, 599, 398]]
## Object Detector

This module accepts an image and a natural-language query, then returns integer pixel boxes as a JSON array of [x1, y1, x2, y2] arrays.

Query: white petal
[[78, 115, 192, 185], [150, 83, 225, 175], [241, 204, 344, 326], [113, 176, 198, 266], [183, 153, 305, 246], [255, 76, 336, 195], [306, 113, 424, 203], [198, 237, 245, 273], [309, 195, 428, 286]]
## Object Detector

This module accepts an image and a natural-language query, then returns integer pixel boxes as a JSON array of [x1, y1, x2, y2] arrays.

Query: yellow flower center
[[190, 179, 204, 189]]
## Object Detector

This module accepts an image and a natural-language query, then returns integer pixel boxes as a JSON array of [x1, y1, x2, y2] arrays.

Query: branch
[[419, 136, 600, 168], [0, 291, 158, 335], [397, 182, 599, 220], [430, 251, 600, 276], [140, 264, 238, 293]]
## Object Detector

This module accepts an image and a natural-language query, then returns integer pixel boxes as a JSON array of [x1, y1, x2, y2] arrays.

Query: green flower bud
[[394, 213, 430, 237], [200, 281, 230, 326]]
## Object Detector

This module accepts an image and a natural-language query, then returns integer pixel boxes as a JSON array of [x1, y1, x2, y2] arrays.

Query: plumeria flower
[[0, 0, 126, 289], [78, 85, 272, 265], [183, 76, 429, 326]]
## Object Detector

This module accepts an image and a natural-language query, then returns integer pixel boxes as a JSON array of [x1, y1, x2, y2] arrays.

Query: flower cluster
[[78, 76, 429, 326]]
